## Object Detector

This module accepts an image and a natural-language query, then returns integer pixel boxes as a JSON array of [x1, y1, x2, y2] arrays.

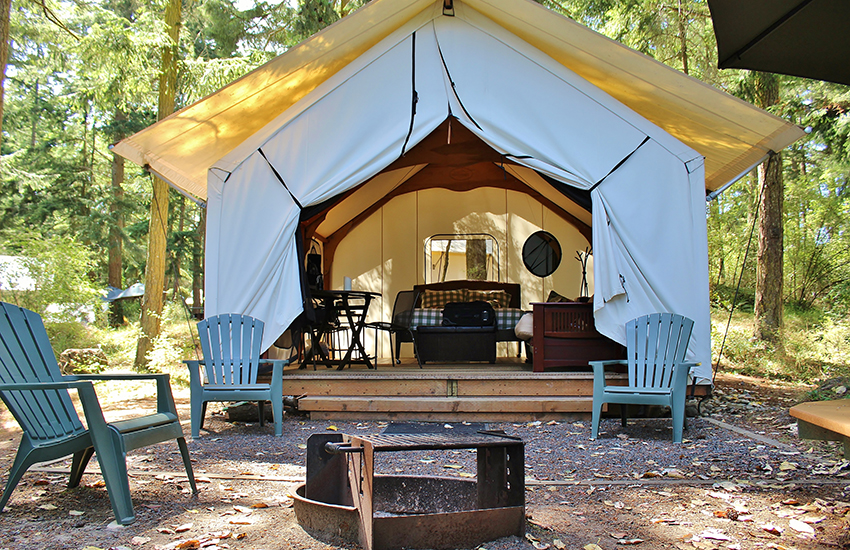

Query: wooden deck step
[[296, 395, 594, 422], [283, 370, 598, 398], [282, 362, 634, 421]]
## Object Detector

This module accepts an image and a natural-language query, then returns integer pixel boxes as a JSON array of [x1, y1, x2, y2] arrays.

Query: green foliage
[[293, 0, 339, 42], [711, 283, 755, 314], [146, 333, 184, 373], [186, 0, 245, 59], [552, 0, 721, 83], [141, 302, 196, 386], [44, 321, 101, 359], [714, 307, 850, 385], [0, 232, 100, 322]]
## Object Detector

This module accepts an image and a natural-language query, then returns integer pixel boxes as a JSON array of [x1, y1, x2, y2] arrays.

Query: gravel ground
[[0, 372, 848, 550]]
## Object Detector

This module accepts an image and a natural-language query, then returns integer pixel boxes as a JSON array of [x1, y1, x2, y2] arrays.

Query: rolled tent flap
[[206, 3, 712, 370], [591, 145, 711, 382], [205, 153, 304, 338]]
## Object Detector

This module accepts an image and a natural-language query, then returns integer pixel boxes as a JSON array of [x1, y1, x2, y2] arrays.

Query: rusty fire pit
[[293, 429, 525, 550]]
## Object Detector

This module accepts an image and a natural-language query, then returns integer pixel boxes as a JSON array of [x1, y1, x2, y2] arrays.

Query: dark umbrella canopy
[[708, 0, 850, 85]]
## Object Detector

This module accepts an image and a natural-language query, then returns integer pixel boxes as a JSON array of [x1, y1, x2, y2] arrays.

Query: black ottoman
[[416, 325, 497, 363]]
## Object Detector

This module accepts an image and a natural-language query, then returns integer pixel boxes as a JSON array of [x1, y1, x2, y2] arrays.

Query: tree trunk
[[752, 72, 784, 346], [676, 0, 689, 75], [134, 0, 182, 369], [30, 79, 38, 148], [440, 240, 452, 282], [754, 151, 784, 344], [192, 208, 206, 319], [172, 195, 186, 299], [108, 110, 127, 327], [0, 0, 11, 156], [466, 239, 487, 280]]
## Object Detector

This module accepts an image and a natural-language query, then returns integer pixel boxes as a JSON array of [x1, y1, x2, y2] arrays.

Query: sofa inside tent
[[114, 0, 805, 387]]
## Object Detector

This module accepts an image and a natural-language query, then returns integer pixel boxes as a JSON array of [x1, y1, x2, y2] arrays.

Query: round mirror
[[522, 231, 562, 277]]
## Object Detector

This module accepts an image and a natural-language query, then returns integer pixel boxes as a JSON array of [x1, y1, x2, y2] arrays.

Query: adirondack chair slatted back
[[626, 313, 693, 389], [0, 303, 86, 441], [197, 314, 264, 386]]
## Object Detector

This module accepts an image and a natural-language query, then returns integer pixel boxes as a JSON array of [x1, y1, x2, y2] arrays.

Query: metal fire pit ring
[[295, 431, 525, 550]]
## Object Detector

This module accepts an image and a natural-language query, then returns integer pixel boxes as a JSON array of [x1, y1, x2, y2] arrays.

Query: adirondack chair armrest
[[589, 360, 627, 393], [0, 380, 94, 392], [183, 359, 290, 382], [184, 360, 203, 391], [68, 373, 180, 416], [0, 379, 113, 431], [588, 360, 627, 372], [259, 359, 288, 393], [69, 373, 169, 382], [259, 359, 290, 377], [258, 359, 290, 367], [671, 362, 699, 386]]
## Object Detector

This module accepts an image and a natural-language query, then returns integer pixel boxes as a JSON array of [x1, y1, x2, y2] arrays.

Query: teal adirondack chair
[[185, 314, 288, 438], [0, 302, 197, 525], [590, 313, 697, 443]]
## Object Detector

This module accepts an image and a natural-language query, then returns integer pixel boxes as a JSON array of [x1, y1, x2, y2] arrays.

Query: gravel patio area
[[0, 372, 847, 550]]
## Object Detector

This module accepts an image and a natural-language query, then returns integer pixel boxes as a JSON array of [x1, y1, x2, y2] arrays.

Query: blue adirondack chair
[[185, 314, 288, 438], [0, 302, 197, 525], [590, 313, 697, 443]]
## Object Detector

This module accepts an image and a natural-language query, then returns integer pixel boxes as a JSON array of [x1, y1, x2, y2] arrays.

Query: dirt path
[[0, 373, 847, 550]]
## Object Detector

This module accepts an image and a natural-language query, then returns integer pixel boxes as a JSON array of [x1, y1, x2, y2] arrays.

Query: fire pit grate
[[334, 431, 522, 452], [294, 429, 525, 550]]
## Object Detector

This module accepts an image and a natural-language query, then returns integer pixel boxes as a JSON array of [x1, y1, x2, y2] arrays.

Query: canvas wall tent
[[114, 0, 804, 385]]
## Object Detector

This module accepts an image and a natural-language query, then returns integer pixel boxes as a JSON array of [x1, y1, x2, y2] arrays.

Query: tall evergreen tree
[[0, 0, 10, 156], [738, 72, 785, 345], [135, 0, 183, 369]]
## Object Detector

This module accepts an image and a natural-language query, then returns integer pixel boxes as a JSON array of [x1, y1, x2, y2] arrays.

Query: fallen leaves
[[650, 517, 679, 525], [699, 528, 733, 541], [760, 523, 783, 536], [157, 530, 245, 550], [788, 518, 815, 535]]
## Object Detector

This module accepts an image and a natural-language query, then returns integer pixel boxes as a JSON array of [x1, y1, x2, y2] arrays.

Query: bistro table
[[305, 289, 380, 370]]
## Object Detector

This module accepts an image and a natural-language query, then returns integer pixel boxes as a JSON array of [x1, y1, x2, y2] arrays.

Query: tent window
[[425, 234, 499, 283]]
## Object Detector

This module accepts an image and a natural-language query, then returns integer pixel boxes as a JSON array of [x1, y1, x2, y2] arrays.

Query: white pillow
[[514, 312, 533, 341]]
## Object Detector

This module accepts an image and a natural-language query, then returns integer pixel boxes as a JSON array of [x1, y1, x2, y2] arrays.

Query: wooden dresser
[[531, 302, 626, 373]]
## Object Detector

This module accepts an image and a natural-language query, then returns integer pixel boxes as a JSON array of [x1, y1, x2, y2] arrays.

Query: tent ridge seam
[[401, 32, 419, 156], [434, 29, 482, 130]]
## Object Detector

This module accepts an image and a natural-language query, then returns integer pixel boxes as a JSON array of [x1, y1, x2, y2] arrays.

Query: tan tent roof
[[113, 0, 804, 202]]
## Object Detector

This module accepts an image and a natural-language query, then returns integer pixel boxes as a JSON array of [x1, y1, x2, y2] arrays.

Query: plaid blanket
[[411, 308, 526, 331]]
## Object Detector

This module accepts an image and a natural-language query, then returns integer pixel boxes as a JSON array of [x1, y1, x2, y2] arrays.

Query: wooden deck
[[283, 358, 605, 421]]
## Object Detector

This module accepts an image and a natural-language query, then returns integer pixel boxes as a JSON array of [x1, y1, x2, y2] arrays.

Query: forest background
[[1, 0, 849, 393]]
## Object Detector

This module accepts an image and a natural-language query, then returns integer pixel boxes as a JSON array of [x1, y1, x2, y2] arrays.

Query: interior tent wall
[[330, 187, 592, 358]]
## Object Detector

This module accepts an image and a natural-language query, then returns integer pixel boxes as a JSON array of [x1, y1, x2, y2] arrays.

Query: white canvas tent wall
[[115, 0, 804, 384]]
